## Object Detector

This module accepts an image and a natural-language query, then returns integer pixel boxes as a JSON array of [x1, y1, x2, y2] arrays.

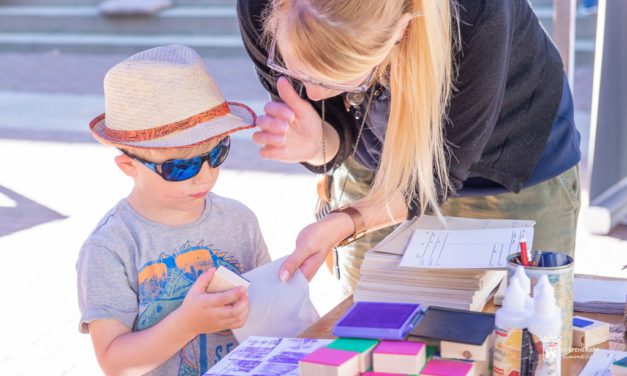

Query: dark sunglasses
[[120, 136, 231, 182]]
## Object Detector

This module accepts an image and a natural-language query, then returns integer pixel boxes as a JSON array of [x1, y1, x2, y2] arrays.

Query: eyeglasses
[[121, 136, 231, 182], [267, 31, 376, 94]]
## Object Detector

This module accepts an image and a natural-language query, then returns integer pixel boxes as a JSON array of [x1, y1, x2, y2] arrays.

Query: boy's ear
[[115, 153, 138, 177]]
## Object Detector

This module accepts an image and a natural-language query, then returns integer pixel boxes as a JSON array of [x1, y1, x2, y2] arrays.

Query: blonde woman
[[238, 0, 581, 293]]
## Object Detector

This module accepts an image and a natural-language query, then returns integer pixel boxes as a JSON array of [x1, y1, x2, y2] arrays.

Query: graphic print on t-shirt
[[136, 241, 242, 375]]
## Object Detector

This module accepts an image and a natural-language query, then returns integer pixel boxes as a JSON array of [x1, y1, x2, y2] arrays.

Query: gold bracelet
[[329, 205, 367, 247]]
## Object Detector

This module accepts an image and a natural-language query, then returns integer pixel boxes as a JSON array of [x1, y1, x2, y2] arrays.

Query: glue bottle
[[513, 265, 535, 316], [493, 278, 533, 376], [528, 283, 562, 376]]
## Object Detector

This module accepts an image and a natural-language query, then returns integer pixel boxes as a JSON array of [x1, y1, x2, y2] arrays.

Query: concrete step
[[0, 91, 266, 141], [532, 6, 597, 66], [0, 6, 240, 35], [1, 0, 235, 6], [0, 33, 246, 56], [534, 6, 597, 39], [531, 0, 555, 7]]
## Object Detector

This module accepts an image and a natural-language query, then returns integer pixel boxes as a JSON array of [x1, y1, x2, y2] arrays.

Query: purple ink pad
[[332, 301, 423, 340]]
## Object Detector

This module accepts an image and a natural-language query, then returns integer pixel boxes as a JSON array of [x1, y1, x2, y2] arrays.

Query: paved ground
[[0, 51, 624, 375]]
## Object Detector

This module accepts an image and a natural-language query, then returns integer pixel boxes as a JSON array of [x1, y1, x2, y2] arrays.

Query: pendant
[[316, 173, 334, 204]]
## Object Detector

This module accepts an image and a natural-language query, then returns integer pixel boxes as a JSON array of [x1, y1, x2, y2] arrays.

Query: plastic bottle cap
[[533, 274, 554, 297], [528, 285, 562, 337], [535, 286, 557, 315], [502, 278, 526, 311], [514, 265, 531, 294]]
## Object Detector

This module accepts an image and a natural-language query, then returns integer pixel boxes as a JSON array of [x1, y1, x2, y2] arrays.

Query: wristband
[[329, 205, 367, 247]]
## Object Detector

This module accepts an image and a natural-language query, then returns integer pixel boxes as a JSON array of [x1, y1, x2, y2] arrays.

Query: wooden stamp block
[[373, 340, 426, 375], [206, 265, 249, 293], [572, 316, 610, 348]]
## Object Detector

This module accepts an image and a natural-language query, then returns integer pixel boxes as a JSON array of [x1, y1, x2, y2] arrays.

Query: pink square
[[422, 358, 473, 375], [374, 340, 425, 356], [362, 372, 406, 375], [300, 347, 358, 366]]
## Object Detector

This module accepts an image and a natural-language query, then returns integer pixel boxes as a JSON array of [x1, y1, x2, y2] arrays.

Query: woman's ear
[[115, 153, 138, 177]]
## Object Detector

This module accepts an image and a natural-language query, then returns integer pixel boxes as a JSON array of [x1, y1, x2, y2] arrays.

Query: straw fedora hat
[[89, 44, 256, 149]]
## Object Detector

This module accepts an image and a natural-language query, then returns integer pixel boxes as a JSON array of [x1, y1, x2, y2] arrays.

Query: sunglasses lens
[[209, 137, 231, 168], [162, 157, 203, 181]]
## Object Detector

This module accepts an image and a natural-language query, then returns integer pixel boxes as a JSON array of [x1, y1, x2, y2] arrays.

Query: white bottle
[[513, 265, 535, 316], [533, 274, 551, 297], [533, 275, 561, 316], [528, 284, 562, 376], [493, 278, 529, 376]]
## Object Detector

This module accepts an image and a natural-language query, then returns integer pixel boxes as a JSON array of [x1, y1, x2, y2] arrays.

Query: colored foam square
[[612, 355, 627, 376], [327, 337, 379, 372], [361, 372, 410, 375], [572, 315, 610, 348], [299, 347, 359, 376], [372, 340, 426, 374], [333, 301, 423, 340], [206, 265, 249, 293], [421, 358, 475, 376], [573, 317, 594, 328]]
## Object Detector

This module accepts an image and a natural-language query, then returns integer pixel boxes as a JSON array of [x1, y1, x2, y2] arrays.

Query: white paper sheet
[[399, 224, 534, 269], [579, 349, 627, 376], [232, 257, 320, 343], [373, 215, 535, 256], [204, 336, 332, 376]]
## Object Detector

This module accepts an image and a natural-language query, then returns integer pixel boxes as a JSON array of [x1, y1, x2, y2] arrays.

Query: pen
[[533, 251, 542, 267], [520, 239, 529, 266]]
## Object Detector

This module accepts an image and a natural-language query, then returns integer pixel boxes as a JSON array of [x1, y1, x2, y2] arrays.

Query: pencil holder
[[506, 252, 574, 355]]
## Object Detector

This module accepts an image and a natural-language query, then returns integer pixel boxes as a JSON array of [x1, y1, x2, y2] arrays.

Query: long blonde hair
[[266, 0, 457, 216]]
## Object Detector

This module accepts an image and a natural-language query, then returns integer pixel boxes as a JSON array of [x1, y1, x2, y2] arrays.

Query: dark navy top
[[238, 0, 578, 215], [354, 74, 581, 196]]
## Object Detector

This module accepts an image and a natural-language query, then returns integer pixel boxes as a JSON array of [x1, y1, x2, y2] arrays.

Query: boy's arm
[[88, 270, 248, 376]]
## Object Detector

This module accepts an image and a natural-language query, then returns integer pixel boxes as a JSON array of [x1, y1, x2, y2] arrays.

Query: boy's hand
[[177, 268, 249, 337], [253, 76, 324, 163]]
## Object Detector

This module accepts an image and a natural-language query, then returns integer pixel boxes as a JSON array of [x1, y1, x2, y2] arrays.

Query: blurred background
[[0, 0, 623, 374]]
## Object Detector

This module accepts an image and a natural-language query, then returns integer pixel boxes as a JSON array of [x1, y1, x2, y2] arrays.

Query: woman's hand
[[279, 212, 355, 282], [253, 77, 333, 164]]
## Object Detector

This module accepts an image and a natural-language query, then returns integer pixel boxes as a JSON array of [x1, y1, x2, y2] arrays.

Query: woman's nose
[[304, 83, 334, 101]]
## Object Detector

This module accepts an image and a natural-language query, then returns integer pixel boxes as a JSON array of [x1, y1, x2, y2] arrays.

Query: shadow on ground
[[0, 185, 67, 237]]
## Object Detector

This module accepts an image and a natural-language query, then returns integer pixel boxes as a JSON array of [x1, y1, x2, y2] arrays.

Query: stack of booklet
[[354, 216, 535, 311], [574, 274, 627, 315]]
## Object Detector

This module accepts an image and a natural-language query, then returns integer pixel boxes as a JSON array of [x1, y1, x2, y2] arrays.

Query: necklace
[[315, 85, 377, 219]]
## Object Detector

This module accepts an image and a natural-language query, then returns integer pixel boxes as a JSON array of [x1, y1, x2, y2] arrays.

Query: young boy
[[77, 44, 271, 375]]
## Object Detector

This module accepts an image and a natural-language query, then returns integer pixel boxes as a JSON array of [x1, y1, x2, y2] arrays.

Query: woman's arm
[[279, 190, 408, 281]]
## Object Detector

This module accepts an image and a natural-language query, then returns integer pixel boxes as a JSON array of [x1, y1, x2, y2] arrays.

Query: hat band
[[102, 101, 231, 142]]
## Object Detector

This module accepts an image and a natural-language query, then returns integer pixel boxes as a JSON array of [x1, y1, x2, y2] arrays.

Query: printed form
[[400, 226, 534, 269]]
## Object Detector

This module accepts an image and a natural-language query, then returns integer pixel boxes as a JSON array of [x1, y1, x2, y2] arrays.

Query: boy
[[77, 44, 270, 375]]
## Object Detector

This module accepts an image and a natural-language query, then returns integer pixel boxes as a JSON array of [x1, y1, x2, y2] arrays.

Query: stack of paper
[[574, 274, 627, 315], [354, 216, 535, 311]]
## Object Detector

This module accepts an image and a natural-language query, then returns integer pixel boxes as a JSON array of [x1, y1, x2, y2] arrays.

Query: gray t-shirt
[[77, 193, 270, 375]]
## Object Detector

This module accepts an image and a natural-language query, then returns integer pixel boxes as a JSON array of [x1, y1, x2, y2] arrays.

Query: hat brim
[[90, 101, 256, 149]]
